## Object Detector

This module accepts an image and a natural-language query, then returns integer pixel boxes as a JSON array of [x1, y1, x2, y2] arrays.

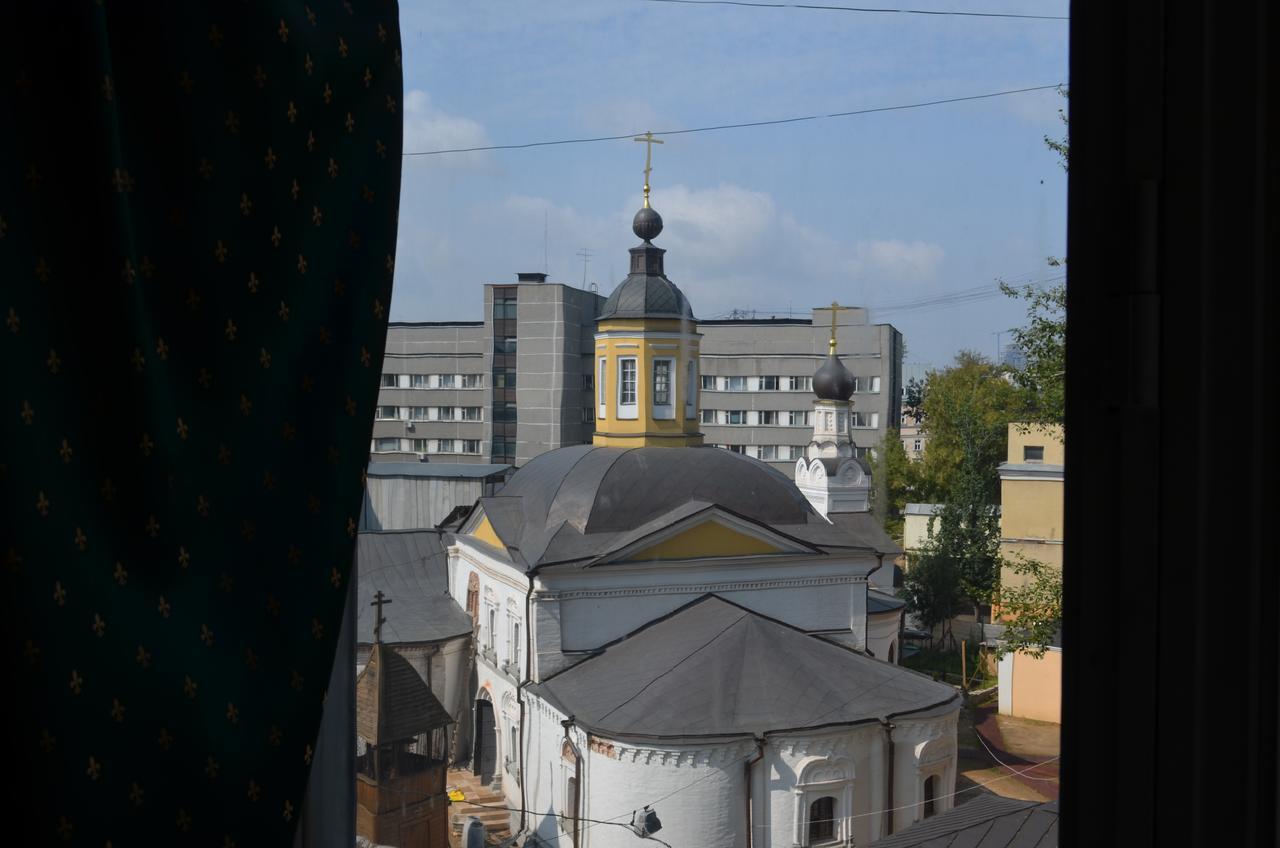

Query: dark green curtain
[[1, 3, 402, 844]]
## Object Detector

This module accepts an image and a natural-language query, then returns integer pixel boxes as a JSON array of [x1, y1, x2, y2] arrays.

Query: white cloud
[[401, 89, 491, 166]]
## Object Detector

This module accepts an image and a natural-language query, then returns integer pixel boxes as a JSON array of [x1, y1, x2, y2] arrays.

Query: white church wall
[[866, 611, 901, 663], [768, 726, 886, 847], [890, 710, 960, 833], [537, 556, 876, 654]]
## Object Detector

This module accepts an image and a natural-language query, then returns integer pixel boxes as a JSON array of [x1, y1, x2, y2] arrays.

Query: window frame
[[617, 357, 638, 419], [598, 357, 608, 419], [652, 357, 675, 418], [685, 360, 696, 418]]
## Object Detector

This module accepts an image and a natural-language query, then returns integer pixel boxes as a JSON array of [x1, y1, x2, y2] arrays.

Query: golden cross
[[633, 131, 664, 208], [829, 301, 839, 351]]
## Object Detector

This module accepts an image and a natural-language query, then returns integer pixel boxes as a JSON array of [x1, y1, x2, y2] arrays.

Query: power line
[[402, 84, 1066, 157], [638, 0, 1069, 21]]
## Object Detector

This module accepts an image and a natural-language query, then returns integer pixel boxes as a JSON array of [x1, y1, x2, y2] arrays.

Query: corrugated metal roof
[[905, 503, 945, 516], [529, 595, 958, 739], [868, 796, 1058, 848], [355, 643, 452, 744], [356, 531, 474, 645], [366, 462, 510, 479]]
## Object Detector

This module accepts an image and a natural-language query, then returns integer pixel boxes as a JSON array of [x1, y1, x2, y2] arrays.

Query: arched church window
[[466, 573, 479, 623], [923, 775, 937, 818], [808, 796, 836, 844]]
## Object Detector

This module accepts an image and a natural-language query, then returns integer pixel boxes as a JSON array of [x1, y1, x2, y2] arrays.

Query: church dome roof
[[468, 445, 898, 567], [598, 273, 694, 321], [813, 349, 856, 400]]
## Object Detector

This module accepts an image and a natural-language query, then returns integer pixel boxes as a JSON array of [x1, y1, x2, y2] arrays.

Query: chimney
[[517, 272, 547, 284]]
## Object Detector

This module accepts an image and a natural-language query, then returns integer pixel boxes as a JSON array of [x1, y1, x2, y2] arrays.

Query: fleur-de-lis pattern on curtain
[[1, 3, 402, 844]]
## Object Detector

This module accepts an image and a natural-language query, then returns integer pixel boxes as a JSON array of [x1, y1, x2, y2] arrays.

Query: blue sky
[[391, 1, 1068, 370]]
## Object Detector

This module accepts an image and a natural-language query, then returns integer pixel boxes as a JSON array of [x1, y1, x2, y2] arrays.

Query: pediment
[[601, 509, 817, 564]]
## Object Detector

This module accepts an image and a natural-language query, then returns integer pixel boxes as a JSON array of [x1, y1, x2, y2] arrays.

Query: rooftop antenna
[[544, 210, 548, 274], [576, 248, 594, 287]]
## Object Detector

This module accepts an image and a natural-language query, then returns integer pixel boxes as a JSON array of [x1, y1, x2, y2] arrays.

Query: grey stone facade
[[373, 283, 902, 478]]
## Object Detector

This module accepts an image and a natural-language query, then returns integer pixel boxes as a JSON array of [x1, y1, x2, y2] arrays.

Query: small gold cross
[[53, 581, 66, 605], [110, 698, 125, 722], [200, 624, 214, 647], [35, 490, 49, 516], [305, 54, 314, 76], [345, 112, 354, 133], [183, 675, 197, 698], [156, 337, 169, 359], [259, 347, 272, 368], [338, 36, 349, 57], [253, 65, 267, 88], [278, 301, 290, 321], [240, 193, 252, 215], [69, 670, 83, 694], [213, 240, 228, 262], [278, 19, 289, 42], [264, 147, 277, 169], [157, 596, 172, 617], [113, 561, 127, 585], [136, 645, 151, 668], [322, 82, 331, 103], [20, 400, 34, 424]]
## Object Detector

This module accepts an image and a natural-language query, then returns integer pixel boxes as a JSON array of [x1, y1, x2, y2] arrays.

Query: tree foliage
[[915, 351, 1022, 503], [870, 428, 918, 540], [995, 554, 1063, 659], [999, 277, 1066, 426], [903, 377, 927, 423], [1044, 85, 1068, 172]]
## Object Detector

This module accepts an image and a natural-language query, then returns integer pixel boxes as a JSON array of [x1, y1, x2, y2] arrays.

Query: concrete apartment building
[[372, 278, 903, 477]]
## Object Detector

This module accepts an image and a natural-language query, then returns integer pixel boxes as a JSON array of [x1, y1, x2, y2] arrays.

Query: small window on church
[[1024, 445, 1045, 462], [598, 357, 607, 418], [618, 358, 638, 419], [808, 796, 836, 844], [653, 358, 675, 419], [923, 775, 937, 818]]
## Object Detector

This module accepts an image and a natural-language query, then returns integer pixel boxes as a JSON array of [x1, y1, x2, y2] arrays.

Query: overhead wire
[[637, 0, 1069, 20], [402, 84, 1066, 157]]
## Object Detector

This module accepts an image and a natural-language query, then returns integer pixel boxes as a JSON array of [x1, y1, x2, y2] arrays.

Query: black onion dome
[[633, 206, 664, 241], [813, 349, 856, 400]]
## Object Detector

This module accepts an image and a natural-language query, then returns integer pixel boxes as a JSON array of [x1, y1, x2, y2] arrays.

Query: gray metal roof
[[905, 503, 945, 516], [473, 445, 893, 568], [598, 274, 694, 320], [868, 588, 906, 614], [529, 595, 958, 740], [356, 531, 473, 645], [869, 796, 1058, 848], [366, 462, 511, 479], [828, 512, 903, 557]]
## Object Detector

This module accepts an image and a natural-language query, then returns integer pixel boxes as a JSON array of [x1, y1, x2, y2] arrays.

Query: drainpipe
[[745, 738, 765, 848], [517, 575, 534, 833], [879, 718, 896, 838]]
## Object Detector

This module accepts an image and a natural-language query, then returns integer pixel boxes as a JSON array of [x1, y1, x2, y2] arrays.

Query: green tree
[[901, 543, 965, 651], [1044, 85, 1069, 172], [999, 276, 1066, 425], [870, 428, 920, 539], [915, 351, 1023, 503], [995, 554, 1063, 659], [903, 377, 927, 423]]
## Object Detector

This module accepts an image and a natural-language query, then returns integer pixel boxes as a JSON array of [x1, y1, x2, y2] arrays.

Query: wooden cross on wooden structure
[[370, 590, 392, 643], [633, 131, 664, 208]]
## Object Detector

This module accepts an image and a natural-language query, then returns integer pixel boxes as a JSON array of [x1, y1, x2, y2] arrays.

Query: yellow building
[[995, 423, 1063, 724]]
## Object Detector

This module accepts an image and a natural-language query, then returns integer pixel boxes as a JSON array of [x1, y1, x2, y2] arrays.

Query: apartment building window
[[789, 410, 812, 427], [854, 446, 871, 459], [380, 374, 397, 387], [788, 445, 807, 461], [869, 376, 881, 392], [408, 406, 428, 421], [789, 376, 813, 392], [758, 445, 780, 460], [437, 439, 456, 453], [850, 412, 880, 428], [685, 360, 696, 418], [618, 358, 638, 418], [492, 437, 515, 463], [493, 403, 516, 423], [726, 444, 746, 454], [461, 407, 482, 421], [725, 376, 748, 392], [438, 374, 457, 388], [410, 374, 430, 389], [581, 372, 594, 392], [582, 407, 594, 424], [462, 373, 483, 389], [914, 439, 922, 452], [411, 439, 429, 453], [701, 409, 717, 424], [493, 367, 516, 388], [652, 358, 674, 418], [758, 410, 778, 426], [760, 375, 780, 390], [462, 439, 481, 454], [725, 410, 747, 425], [374, 438, 400, 452], [850, 376, 862, 393], [435, 407, 456, 421], [1024, 445, 1045, 462], [493, 287, 518, 320], [701, 375, 717, 391], [375, 405, 398, 420], [495, 336, 517, 354]]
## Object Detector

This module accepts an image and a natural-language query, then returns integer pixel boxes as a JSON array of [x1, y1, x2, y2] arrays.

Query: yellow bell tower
[[592, 134, 703, 448]]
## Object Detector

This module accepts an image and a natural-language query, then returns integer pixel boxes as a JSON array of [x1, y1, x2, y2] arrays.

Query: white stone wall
[[866, 611, 901, 664]]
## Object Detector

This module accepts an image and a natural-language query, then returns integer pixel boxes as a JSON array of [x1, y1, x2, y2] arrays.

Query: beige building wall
[[998, 648, 1063, 724], [998, 424, 1064, 591]]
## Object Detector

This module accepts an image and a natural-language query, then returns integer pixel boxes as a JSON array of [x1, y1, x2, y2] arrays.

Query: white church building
[[437, 187, 960, 847]]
